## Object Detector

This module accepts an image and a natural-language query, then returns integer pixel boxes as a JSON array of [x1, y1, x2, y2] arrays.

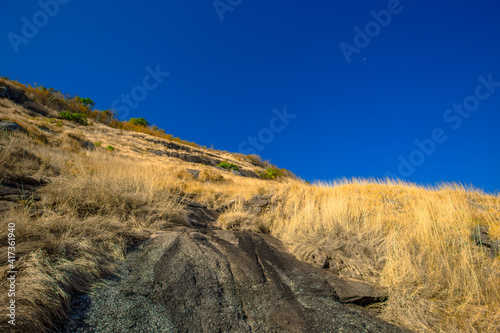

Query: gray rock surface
[[239, 169, 261, 178], [231, 169, 242, 176], [0, 121, 22, 132], [243, 195, 275, 215], [186, 169, 200, 179], [471, 225, 492, 247], [470, 225, 500, 258], [142, 140, 260, 178], [79, 139, 95, 151], [327, 278, 388, 306], [66, 203, 409, 333], [0, 87, 9, 98]]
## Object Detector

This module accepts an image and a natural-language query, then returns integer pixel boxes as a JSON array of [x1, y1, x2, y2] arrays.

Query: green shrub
[[217, 161, 239, 171], [105, 145, 114, 151], [60, 111, 88, 125], [129, 117, 149, 127], [258, 167, 285, 180], [94, 141, 101, 146]]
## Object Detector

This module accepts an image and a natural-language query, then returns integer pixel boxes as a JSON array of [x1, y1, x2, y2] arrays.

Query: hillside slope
[[0, 78, 499, 332]]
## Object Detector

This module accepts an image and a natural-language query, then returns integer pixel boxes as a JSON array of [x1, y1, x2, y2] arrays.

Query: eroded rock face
[[146, 140, 261, 179], [67, 203, 409, 333], [71, 230, 406, 332]]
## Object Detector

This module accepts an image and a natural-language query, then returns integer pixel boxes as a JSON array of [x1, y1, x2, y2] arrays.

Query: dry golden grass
[[251, 179, 500, 332], [0, 134, 187, 331], [1, 90, 499, 332]]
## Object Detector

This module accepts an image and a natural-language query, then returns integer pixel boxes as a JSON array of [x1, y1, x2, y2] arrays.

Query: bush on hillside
[[258, 167, 283, 180], [60, 111, 88, 125], [258, 167, 296, 180], [129, 117, 149, 127], [217, 161, 240, 171]]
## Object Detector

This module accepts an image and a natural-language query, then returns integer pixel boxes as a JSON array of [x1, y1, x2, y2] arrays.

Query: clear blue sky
[[1, 0, 499, 193]]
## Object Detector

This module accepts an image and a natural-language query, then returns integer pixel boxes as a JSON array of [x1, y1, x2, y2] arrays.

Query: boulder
[[186, 169, 200, 179], [79, 139, 95, 151], [0, 121, 22, 132], [239, 169, 261, 178], [328, 277, 389, 306], [243, 195, 274, 215], [152, 150, 165, 156], [471, 225, 493, 247]]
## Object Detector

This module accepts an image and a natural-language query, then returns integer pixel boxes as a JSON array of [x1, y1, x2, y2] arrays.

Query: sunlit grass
[[1, 81, 499, 332]]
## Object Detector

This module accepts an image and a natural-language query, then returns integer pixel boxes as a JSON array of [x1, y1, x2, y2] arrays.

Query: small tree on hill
[[129, 117, 149, 127], [77, 97, 96, 109]]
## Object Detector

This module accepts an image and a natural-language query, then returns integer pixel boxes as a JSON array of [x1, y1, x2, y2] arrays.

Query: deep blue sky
[[1, 0, 499, 193]]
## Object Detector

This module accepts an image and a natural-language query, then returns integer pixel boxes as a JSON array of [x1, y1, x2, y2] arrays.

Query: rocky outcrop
[[0, 121, 23, 132], [144, 136, 261, 178], [327, 278, 388, 306], [0, 179, 42, 202], [154, 149, 260, 178], [0, 84, 28, 104], [471, 225, 500, 257], [185, 169, 201, 179], [78, 139, 95, 151], [67, 202, 409, 333], [243, 195, 275, 215]]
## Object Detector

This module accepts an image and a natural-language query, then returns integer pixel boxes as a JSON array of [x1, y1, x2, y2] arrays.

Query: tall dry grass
[[248, 179, 500, 332], [0, 133, 187, 332], [1, 97, 500, 331]]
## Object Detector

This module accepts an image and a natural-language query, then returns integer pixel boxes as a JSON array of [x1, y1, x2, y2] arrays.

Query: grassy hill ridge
[[1, 77, 499, 332]]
